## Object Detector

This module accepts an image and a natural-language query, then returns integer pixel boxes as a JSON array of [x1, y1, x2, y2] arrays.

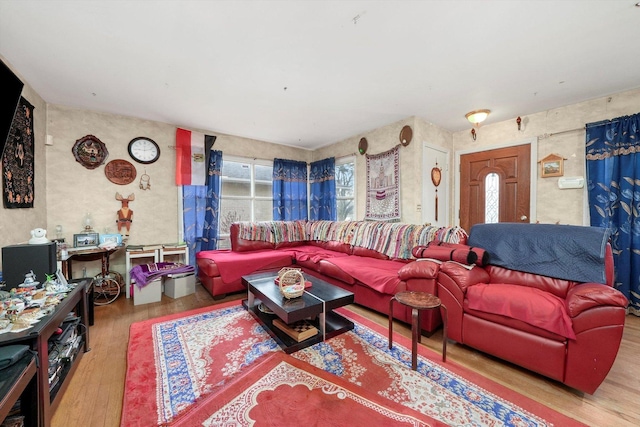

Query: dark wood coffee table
[[242, 270, 354, 353]]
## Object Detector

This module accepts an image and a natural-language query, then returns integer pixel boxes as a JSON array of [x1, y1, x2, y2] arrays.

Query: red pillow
[[435, 242, 489, 266], [412, 245, 477, 265]]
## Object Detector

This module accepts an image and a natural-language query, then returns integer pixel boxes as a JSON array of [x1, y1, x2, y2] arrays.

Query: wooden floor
[[52, 284, 640, 427]]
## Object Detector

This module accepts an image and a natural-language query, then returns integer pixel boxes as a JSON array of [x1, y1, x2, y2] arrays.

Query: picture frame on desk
[[73, 232, 99, 247], [99, 233, 122, 245]]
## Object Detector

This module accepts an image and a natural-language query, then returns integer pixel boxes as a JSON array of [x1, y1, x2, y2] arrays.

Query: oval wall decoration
[[399, 125, 413, 146], [104, 159, 137, 185], [358, 137, 368, 155]]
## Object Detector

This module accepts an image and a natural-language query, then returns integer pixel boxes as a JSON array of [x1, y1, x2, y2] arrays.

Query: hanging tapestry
[[2, 97, 35, 208], [365, 145, 400, 221]]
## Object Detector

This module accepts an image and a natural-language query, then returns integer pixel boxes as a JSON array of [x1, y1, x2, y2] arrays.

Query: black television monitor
[[0, 58, 24, 157]]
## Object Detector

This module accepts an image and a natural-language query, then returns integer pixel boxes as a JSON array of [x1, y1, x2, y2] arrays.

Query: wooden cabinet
[[0, 279, 91, 427], [0, 354, 38, 427]]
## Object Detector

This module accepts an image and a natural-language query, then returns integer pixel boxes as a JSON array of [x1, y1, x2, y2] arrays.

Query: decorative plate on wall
[[399, 125, 413, 146], [358, 137, 368, 155], [104, 159, 137, 185], [72, 135, 109, 169]]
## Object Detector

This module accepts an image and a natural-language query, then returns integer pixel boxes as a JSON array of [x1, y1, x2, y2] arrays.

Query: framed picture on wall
[[540, 154, 565, 178], [73, 232, 99, 247]]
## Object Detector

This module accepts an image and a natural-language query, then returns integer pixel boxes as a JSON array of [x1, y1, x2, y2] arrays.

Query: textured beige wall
[[452, 88, 640, 226], [0, 56, 47, 271], [313, 116, 452, 224], [45, 105, 310, 277], [414, 117, 453, 225]]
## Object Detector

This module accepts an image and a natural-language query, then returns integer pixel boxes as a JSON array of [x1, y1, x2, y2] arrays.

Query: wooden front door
[[459, 144, 531, 233]]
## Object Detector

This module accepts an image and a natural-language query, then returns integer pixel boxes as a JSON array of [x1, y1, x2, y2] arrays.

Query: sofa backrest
[[486, 265, 579, 299], [486, 243, 615, 298], [230, 223, 275, 252], [230, 220, 467, 260]]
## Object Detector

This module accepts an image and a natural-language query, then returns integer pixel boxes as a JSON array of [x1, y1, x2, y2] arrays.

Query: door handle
[[520, 215, 528, 221]]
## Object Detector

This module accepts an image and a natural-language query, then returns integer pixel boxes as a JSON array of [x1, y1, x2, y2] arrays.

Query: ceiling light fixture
[[466, 109, 490, 141], [465, 109, 491, 125]]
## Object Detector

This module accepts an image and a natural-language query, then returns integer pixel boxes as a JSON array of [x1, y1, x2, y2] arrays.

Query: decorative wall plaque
[[72, 135, 109, 169], [358, 137, 368, 155], [105, 159, 137, 185], [399, 125, 413, 146]]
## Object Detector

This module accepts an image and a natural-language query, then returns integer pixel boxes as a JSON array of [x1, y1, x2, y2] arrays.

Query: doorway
[[456, 138, 537, 233]]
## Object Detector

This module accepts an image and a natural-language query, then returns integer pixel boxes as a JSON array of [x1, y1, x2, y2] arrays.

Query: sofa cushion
[[398, 260, 439, 281], [565, 283, 628, 317], [275, 241, 305, 249], [412, 245, 477, 265], [285, 245, 350, 263], [317, 260, 356, 285], [197, 249, 293, 284], [463, 303, 567, 342], [351, 246, 389, 260], [485, 265, 576, 299], [430, 242, 489, 266], [327, 256, 407, 295], [196, 258, 220, 277], [466, 283, 576, 339], [309, 240, 352, 254]]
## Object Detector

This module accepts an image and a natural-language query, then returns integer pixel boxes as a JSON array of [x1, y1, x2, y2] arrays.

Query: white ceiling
[[1, 1, 639, 150]]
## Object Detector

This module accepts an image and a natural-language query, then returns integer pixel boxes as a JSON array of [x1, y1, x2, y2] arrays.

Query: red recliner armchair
[[436, 241, 628, 394]]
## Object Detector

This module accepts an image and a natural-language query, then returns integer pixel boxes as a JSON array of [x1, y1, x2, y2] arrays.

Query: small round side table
[[388, 291, 447, 370]]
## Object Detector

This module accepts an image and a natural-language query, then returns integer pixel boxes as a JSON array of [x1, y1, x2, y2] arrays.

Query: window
[[485, 172, 499, 223], [218, 157, 273, 249], [336, 156, 356, 221]]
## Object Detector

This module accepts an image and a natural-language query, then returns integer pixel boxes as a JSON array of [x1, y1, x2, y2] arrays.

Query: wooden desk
[[60, 246, 122, 280]]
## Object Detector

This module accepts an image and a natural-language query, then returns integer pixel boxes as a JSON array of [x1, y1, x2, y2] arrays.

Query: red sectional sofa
[[197, 220, 467, 333], [436, 223, 628, 394]]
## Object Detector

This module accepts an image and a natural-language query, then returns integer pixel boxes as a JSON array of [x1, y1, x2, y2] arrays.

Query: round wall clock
[[72, 135, 109, 169], [105, 159, 137, 185], [128, 137, 160, 164]]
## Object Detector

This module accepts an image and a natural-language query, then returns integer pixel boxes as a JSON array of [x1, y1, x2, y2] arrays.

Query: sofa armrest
[[565, 283, 628, 317], [398, 260, 439, 281], [439, 262, 490, 293]]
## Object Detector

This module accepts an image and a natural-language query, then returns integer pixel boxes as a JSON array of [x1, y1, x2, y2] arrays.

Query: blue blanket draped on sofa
[[468, 223, 610, 284]]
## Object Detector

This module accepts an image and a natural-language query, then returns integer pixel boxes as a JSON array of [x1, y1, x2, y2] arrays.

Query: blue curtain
[[309, 157, 336, 220], [273, 158, 308, 220], [182, 185, 205, 266], [182, 149, 223, 265], [586, 113, 640, 316], [201, 150, 223, 251]]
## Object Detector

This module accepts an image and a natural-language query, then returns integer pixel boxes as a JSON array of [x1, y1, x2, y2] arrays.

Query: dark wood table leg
[[411, 307, 419, 370], [441, 303, 447, 362], [388, 296, 396, 349]]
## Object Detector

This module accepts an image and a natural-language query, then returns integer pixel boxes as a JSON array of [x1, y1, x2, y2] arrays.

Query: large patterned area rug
[[122, 300, 586, 427], [170, 352, 444, 426]]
